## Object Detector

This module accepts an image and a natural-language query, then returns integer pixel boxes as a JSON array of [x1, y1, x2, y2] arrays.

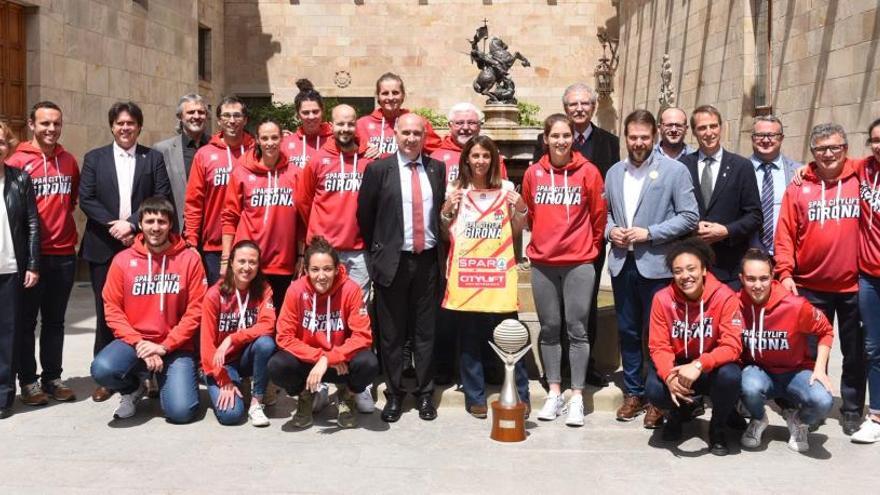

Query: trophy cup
[[488, 319, 531, 442]]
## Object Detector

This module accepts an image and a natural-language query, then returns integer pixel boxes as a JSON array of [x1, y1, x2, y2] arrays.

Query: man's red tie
[[409, 162, 425, 253], [575, 134, 586, 148]]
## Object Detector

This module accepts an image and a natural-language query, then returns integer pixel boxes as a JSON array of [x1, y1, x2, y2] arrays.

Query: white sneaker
[[564, 396, 585, 427], [248, 403, 270, 427], [740, 413, 769, 449], [312, 383, 330, 412], [354, 387, 375, 413], [851, 418, 880, 444], [783, 408, 809, 453], [113, 384, 145, 419], [537, 393, 565, 421]]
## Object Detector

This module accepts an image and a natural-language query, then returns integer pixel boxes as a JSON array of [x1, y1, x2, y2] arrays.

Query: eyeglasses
[[219, 112, 245, 121], [450, 120, 480, 127], [811, 144, 846, 154], [661, 123, 687, 130], [752, 132, 783, 141]]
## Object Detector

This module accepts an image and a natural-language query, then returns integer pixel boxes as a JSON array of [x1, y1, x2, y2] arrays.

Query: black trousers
[[0, 272, 22, 409], [89, 261, 114, 357], [586, 248, 606, 372], [266, 274, 294, 317], [268, 348, 379, 394], [375, 250, 439, 397]]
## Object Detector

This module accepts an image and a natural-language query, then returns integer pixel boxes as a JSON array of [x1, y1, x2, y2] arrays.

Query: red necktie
[[409, 162, 425, 253], [575, 134, 586, 148]]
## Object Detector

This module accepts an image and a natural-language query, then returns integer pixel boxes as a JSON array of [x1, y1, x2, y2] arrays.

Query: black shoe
[[584, 368, 609, 388], [0, 407, 12, 419], [381, 395, 403, 423], [662, 411, 683, 441], [417, 395, 437, 421], [727, 410, 748, 431], [708, 424, 729, 456], [842, 411, 863, 436]]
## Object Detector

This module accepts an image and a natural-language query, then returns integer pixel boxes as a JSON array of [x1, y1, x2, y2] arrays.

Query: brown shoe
[[643, 404, 665, 429], [20, 382, 49, 406], [466, 404, 488, 419], [42, 379, 76, 402], [91, 386, 114, 402], [616, 394, 646, 421]]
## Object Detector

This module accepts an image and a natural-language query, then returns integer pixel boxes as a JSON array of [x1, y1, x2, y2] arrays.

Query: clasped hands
[[665, 361, 702, 407], [609, 226, 650, 248], [136, 339, 167, 373]]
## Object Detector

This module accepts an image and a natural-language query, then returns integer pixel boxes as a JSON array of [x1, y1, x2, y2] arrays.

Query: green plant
[[412, 107, 448, 129], [248, 102, 300, 133], [517, 101, 541, 127]]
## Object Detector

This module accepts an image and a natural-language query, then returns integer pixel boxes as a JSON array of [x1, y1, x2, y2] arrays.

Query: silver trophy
[[488, 319, 532, 407]]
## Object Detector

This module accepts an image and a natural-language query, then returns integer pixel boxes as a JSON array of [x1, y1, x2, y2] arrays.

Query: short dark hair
[[108, 101, 144, 127], [305, 235, 340, 268], [740, 247, 774, 271], [868, 117, 880, 138], [137, 196, 175, 222], [29, 101, 62, 121], [458, 135, 502, 190], [665, 237, 715, 271], [216, 95, 248, 120], [690, 104, 722, 129], [375, 72, 406, 96], [294, 79, 324, 112], [624, 109, 657, 136], [220, 240, 267, 301]]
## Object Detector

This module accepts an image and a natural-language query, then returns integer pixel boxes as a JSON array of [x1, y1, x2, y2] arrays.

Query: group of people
[[0, 73, 878, 456]]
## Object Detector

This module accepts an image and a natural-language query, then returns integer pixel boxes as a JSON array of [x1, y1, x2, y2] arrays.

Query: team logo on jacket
[[860, 181, 880, 213], [290, 154, 309, 169], [250, 187, 293, 207], [217, 308, 258, 333], [533, 185, 583, 205], [367, 136, 397, 154], [302, 309, 344, 333], [213, 168, 230, 186], [131, 273, 181, 296], [741, 327, 790, 352], [806, 197, 859, 222], [447, 165, 459, 183], [31, 175, 73, 197], [323, 172, 362, 192], [671, 317, 713, 339]]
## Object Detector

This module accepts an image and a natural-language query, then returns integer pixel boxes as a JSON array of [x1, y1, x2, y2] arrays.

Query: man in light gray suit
[[749, 115, 801, 256], [605, 109, 700, 427], [153, 94, 209, 230]]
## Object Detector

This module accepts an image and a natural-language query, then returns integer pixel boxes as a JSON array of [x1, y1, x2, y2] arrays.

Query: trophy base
[[490, 400, 527, 442]]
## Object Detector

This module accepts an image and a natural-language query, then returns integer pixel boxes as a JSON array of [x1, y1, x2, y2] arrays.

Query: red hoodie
[[355, 108, 441, 158], [775, 159, 860, 292], [429, 135, 508, 187], [221, 149, 300, 275], [856, 156, 880, 277], [298, 138, 373, 250], [102, 233, 207, 352], [282, 122, 334, 170], [739, 281, 833, 374], [6, 142, 79, 255], [184, 132, 255, 251], [200, 282, 276, 386], [276, 265, 371, 365], [521, 152, 607, 265], [649, 273, 744, 381]]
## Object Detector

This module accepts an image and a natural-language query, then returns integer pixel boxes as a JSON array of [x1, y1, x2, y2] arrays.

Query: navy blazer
[[79, 143, 172, 264], [532, 123, 620, 178], [681, 149, 762, 281]]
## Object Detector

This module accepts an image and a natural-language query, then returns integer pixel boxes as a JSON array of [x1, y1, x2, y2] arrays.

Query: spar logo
[[367, 135, 397, 154], [458, 257, 507, 271], [213, 167, 230, 186], [31, 175, 73, 197], [806, 197, 859, 222]]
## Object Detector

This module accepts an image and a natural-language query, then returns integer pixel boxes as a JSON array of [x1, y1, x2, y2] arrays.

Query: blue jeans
[[611, 255, 669, 396], [859, 274, 880, 414], [202, 251, 222, 287], [456, 311, 529, 407], [205, 335, 276, 425], [740, 365, 833, 426], [90, 339, 200, 424]]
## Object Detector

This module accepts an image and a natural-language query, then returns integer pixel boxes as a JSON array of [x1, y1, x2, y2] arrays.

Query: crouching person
[[90, 197, 207, 423], [738, 249, 834, 452], [268, 236, 379, 428], [201, 240, 277, 427], [646, 238, 743, 456]]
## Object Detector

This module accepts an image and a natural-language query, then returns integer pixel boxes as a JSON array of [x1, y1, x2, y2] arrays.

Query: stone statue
[[659, 54, 676, 109], [470, 22, 531, 104]]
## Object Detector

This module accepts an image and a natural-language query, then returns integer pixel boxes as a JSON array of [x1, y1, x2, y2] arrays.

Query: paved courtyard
[[1, 284, 877, 494]]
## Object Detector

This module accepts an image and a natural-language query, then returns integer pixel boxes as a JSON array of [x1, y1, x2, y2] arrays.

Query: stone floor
[[1, 284, 878, 494]]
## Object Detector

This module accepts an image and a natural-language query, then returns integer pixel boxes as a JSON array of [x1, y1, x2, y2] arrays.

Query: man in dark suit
[[532, 83, 619, 388], [357, 113, 446, 423], [681, 104, 761, 289], [79, 101, 172, 402]]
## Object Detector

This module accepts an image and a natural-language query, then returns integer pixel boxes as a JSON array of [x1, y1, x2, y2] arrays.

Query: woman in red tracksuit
[[356, 72, 441, 159], [268, 236, 379, 429], [201, 240, 276, 427], [281, 79, 333, 170], [646, 238, 743, 456], [522, 114, 606, 427], [221, 118, 304, 311]]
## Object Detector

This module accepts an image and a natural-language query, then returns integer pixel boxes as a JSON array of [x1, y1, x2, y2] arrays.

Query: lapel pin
[[649, 170, 659, 180]]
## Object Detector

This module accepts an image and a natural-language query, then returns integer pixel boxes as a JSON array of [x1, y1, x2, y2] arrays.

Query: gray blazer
[[604, 152, 700, 279], [152, 134, 188, 229]]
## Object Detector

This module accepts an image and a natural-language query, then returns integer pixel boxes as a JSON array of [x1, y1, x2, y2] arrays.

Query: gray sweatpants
[[531, 262, 595, 390]]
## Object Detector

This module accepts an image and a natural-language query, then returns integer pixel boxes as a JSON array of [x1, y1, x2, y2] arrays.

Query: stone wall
[[223, 0, 620, 130], [617, 0, 880, 161]]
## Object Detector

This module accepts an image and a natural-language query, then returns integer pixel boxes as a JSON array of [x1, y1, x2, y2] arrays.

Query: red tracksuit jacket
[[7, 142, 79, 255], [200, 283, 276, 386], [856, 156, 880, 277], [221, 149, 300, 275], [297, 138, 373, 250], [774, 159, 860, 292], [521, 152, 607, 265], [649, 273, 744, 381], [429, 135, 509, 187], [355, 108, 441, 158], [282, 122, 334, 170], [739, 281, 833, 374], [184, 132, 255, 251], [276, 266, 371, 365], [102, 234, 207, 352]]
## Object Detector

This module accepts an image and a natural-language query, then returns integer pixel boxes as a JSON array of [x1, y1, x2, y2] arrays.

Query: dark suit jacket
[[681, 149, 762, 281], [532, 123, 620, 178], [357, 153, 446, 287], [79, 143, 172, 264]]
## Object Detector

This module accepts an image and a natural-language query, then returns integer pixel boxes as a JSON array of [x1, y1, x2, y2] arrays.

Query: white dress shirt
[[623, 159, 651, 251], [697, 147, 724, 190], [397, 152, 436, 251], [113, 141, 137, 220]]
